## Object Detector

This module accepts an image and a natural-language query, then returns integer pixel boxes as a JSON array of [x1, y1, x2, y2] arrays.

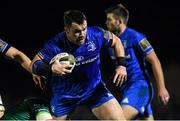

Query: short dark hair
[[64, 10, 86, 26], [105, 4, 129, 25]]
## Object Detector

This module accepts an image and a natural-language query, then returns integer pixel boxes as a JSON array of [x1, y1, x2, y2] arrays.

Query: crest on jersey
[[139, 38, 151, 51], [87, 41, 96, 52]]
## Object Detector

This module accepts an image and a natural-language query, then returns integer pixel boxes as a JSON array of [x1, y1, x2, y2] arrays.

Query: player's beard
[[107, 24, 120, 36], [111, 27, 121, 36], [76, 37, 85, 45]]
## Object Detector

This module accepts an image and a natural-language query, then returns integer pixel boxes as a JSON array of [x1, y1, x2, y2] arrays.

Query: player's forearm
[[111, 35, 126, 67], [152, 58, 166, 91], [5, 47, 31, 73], [15, 52, 31, 73]]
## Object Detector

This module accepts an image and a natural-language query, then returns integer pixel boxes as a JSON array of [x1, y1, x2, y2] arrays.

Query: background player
[[105, 3, 170, 120]]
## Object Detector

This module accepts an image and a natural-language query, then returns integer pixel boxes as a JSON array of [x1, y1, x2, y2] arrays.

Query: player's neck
[[119, 25, 127, 36]]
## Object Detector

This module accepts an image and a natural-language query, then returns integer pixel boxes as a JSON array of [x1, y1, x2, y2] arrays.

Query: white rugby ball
[[50, 52, 76, 71]]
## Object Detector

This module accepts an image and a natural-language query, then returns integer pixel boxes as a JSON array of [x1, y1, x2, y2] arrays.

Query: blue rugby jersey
[[120, 27, 154, 82], [39, 26, 111, 98], [0, 38, 11, 56]]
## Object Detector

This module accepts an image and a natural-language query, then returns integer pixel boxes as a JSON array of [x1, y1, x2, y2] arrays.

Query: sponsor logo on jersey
[[76, 55, 98, 66], [75, 56, 84, 62], [139, 38, 151, 51]]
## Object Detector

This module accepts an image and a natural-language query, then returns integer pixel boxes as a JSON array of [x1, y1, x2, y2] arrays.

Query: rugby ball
[[49, 52, 76, 71]]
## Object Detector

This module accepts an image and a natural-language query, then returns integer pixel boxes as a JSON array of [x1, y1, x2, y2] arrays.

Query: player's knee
[[36, 111, 52, 121], [122, 105, 139, 120], [52, 115, 67, 120], [141, 115, 154, 120]]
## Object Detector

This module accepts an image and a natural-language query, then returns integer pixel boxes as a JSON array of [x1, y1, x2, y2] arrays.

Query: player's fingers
[[162, 97, 168, 105], [32, 75, 41, 85], [116, 78, 121, 86], [116, 75, 125, 86], [159, 95, 169, 105], [65, 65, 74, 71], [113, 73, 118, 83], [118, 75, 124, 86], [38, 79, 43, 89], [32, 76, 38, 85], [63, 68, 72, 73], [164, 96, 170, 104], [63, 64, 73, 68], [61, 71, 66, 76]]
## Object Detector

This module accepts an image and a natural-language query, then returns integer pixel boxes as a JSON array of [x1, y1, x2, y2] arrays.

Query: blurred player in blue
[[105, 3, 170, 120], [0, 38, 52, 120], [31, 9, 127, 120]]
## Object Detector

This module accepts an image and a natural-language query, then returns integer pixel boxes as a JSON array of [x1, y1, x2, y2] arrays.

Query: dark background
[[0, 0, 180, 119]]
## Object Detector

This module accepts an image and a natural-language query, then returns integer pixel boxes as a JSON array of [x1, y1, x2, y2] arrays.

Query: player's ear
[[117, 19, 122, 25]]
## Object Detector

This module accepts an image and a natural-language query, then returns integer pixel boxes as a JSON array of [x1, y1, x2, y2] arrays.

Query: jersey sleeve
[[0, 38, 11, 56], [95, 27, 112, 47], [134, 34, 154, 57]]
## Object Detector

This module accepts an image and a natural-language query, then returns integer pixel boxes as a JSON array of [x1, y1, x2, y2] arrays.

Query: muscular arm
[[146, 51, 170, 104], [109, 33, 127, 86], [146, 51, 165, 89], [110, 33, 125, 57], [5, 47, 31, 73], [30, 54, 42, 71]]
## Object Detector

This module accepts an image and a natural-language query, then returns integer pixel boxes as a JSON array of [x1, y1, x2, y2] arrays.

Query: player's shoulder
[[87, 26, 109, 39], [87, 26, 106, 33], [54, 32, 66, 42], [127, 27, 146, 40], [46, 32, 65, 45]]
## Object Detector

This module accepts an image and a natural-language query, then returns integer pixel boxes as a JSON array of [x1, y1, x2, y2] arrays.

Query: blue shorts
[[120, 80, 154, 116], [50, 82, 114, 117]]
